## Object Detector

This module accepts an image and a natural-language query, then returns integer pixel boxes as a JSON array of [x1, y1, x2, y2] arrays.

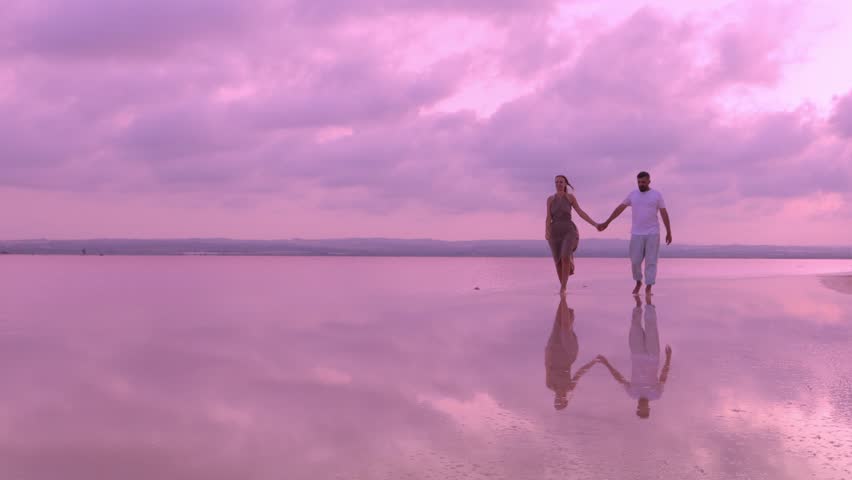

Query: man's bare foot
[[632, 282, 642, 295], [645, 285, 653, 295], [560, 286, 567, 295]]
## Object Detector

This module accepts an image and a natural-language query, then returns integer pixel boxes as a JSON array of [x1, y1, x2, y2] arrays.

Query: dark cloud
[[831, 90, 852, 138], [286, 0, 557, 24], [7, 0, 256, 59]]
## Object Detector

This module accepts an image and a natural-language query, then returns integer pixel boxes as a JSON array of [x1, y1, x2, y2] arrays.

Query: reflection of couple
[[545, 171, 673, 295], [544, 295, 673, 418]]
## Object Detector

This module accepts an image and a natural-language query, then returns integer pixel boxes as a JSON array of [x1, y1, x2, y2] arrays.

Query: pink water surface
[[0, 256, 851, 479]]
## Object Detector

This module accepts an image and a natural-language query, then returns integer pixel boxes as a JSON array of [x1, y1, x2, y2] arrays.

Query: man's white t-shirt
[[625, 354, 663, 400], [622, 189, 666, 235]]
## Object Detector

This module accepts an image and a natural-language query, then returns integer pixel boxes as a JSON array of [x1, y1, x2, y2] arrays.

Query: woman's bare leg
[[554, 260, 564, 289], [560, 258, 570, 293]]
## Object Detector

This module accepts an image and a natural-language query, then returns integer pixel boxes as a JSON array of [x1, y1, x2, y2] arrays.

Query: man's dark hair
[[637, 171, 650, 179]]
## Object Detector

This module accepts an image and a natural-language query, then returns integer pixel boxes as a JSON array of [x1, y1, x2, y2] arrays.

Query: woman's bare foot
[[560, 286, 567, 295], [632, 282, 642, 295]]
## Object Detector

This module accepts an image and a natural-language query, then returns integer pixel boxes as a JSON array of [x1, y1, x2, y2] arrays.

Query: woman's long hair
[[556, 175, 574, 193]]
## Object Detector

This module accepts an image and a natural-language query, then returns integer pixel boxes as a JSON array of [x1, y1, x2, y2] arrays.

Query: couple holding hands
[[545, 171, 673, 295]]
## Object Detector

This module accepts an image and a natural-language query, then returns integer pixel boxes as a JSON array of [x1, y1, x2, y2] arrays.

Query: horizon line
[[1, 237, 850, 249]]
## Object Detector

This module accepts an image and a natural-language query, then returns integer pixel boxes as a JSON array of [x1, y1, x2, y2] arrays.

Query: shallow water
[[1, 256, 851, 479]]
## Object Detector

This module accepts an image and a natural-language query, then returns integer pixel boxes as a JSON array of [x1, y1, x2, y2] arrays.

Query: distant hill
[[1, 238, 850, 259]]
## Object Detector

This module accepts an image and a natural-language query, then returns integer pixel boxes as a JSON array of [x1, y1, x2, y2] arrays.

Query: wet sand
[[821, 274, 852, 295], [0, 256, 851, 480]]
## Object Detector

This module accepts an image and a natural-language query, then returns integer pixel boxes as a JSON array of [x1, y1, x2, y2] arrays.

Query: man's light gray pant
[[630, 304, 659, 356], [629, 234, 660, 285]]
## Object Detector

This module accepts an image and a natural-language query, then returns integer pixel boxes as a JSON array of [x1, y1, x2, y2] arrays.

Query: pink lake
[[1, 256, 851, 479]]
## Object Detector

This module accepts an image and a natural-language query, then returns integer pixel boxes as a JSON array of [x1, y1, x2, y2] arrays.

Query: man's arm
[[660, 208, 672, 245], [659, 345, 673, 384], [599, 204, 628, 231]]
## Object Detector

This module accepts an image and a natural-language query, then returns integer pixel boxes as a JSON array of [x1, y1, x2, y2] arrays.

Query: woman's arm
[[596, 355, 629, 386], [570, 195, 599, 228], [571, 358, 599, 383], [545, 196, 553, 240]]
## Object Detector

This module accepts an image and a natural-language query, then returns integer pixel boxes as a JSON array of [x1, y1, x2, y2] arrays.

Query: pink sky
[[1, 0, 851, 245]]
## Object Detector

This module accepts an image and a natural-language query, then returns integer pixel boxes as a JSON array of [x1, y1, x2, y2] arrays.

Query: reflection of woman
[[545, 295, 598, 410], [597, 295, 672, 419]]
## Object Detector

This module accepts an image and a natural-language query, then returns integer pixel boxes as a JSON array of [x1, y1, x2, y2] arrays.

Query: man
[[599, 171, 672, 295], [596, 294, 672, 419]]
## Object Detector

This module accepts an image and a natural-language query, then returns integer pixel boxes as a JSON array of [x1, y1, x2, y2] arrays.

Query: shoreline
[[2, 252, 852, 260], [820, 274, 852, 295]]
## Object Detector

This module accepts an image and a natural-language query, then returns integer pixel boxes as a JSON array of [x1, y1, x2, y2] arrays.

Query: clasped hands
[[594, 221, 672, 244]]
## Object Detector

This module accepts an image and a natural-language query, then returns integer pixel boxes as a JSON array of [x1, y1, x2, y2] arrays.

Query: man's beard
[[639, 186, 650, 192]]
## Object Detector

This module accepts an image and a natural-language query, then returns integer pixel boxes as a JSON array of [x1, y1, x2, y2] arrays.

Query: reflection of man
[[597, 295, 672, 419], [545, 295, 597, 410]]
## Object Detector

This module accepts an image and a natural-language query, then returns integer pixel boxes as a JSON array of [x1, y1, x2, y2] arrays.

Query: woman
[[545, 295, 598, 410], [546, 175, 600, 294]]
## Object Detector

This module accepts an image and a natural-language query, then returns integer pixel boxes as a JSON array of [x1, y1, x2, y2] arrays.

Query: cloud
[[475, 9, 794, 191], [830, 90, 852, 138], [7, 0, 256, 59], [238, 54, 468, 130], [0, 1, 850, 241], [468, 7, 852, 219], [286, 0, 557, 25]]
